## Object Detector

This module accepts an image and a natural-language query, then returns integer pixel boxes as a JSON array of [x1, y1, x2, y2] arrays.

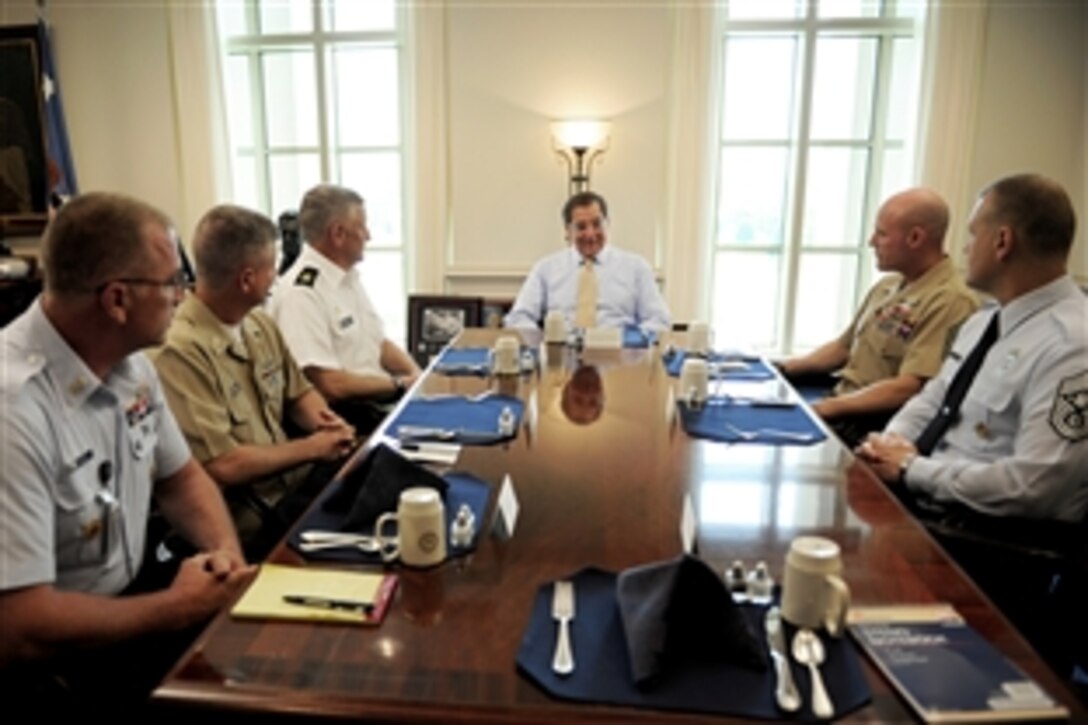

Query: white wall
[[965, 0, 1087, 282], [443, 0, 670, 298]]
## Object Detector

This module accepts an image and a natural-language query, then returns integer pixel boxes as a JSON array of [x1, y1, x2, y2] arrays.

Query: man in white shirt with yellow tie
[[504, 191, 672, 333]]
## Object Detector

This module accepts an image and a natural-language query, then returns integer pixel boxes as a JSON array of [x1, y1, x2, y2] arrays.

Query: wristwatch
[[898, 453, 917, 484]]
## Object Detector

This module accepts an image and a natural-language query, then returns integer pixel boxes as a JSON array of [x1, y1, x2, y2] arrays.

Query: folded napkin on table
[[616, 554, 767, 688], [434, 347, 537, 375], [623, 325, 656, 349], [388, 394, 524, 445]]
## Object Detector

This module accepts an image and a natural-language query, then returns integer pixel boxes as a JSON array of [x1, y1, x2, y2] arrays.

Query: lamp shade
[[551, 119, 611, 150]]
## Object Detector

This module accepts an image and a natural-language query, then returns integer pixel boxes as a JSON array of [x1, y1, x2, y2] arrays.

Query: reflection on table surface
[[152, 328, 1085, 722]]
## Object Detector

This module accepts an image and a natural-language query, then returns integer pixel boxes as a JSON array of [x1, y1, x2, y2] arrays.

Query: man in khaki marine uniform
[[152, 205, 355, 558], [779, 187, 978, 445]]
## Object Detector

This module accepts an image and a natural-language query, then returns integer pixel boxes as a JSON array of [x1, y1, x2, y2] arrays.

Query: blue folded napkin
[[678, 400, 826, 445], [388, 394, 524, 445], [623, 325, 656, 349], [434, 347, 537, 376], [286, 469, 491, 565], [663, 350, 775, 380], [516, 567, 871, 720]]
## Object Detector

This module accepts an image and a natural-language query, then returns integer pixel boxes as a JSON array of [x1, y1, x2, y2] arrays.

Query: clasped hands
[[855, 431, 917, 484]]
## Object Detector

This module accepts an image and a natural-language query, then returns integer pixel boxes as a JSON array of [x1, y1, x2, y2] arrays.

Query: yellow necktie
[[575, 257, 598, 329]]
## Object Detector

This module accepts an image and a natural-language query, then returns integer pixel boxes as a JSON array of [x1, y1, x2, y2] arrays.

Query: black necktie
[[914, 312, 1000, 456]]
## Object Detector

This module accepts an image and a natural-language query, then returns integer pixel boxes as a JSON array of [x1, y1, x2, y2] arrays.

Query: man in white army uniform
[[859, 173, 1087, 522], [0, 193, 252, 709], [270, 184, 421, 433]]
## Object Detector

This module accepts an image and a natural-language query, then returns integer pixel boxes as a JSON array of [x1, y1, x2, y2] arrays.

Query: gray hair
[[298, 184, 364, 245], [42, 192, 172, 295], [192, 204, 278, 290]]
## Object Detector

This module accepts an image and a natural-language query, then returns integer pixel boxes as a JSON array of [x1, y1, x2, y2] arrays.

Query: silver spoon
[[792, 628, 833, 719]]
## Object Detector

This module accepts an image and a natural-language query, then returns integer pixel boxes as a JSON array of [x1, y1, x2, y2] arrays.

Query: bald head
[[869, 187, 950, 280], [883, 188, 949, 250]]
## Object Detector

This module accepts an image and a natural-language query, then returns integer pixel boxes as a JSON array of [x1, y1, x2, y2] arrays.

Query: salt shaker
[[498, 405, 516, 436], [725, 560, 748, 602], [746, 560, 774, 605], [450, 503, 476, 548]]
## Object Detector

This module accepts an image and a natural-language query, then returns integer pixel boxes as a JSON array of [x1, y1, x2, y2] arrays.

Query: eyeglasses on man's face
[[95, 268, 191, 294]]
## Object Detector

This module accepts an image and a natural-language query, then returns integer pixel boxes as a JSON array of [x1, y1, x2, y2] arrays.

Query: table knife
[[765, 606, 801, 712]]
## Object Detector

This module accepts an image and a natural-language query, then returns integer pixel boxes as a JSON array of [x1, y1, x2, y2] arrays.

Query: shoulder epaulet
[[0, 339, 47, 395], [294, 267, 319, 287]]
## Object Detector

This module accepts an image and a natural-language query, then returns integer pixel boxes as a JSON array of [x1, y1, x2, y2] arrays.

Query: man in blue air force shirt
[[504, 191, 672, 333]]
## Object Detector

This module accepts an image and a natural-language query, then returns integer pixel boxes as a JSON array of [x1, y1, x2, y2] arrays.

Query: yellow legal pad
[[231, 563, 396, 625]]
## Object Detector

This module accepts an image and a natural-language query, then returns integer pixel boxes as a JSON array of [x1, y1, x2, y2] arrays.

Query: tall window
[[216, 0, 407, 341], [710, 0, 925, 354]]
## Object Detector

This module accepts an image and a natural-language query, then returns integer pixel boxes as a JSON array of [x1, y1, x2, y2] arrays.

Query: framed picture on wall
[[407, 295, 483, 366], [0, 25, 50, 236], [481, 298, 513, 329]]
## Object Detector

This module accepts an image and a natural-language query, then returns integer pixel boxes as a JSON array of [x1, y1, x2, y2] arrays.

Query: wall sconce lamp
[[551, 119, 611, 197]]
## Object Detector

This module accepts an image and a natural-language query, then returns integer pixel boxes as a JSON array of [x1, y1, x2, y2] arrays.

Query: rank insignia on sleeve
[[294, 267, 319, 287], [1049, 370, 1088, 442]]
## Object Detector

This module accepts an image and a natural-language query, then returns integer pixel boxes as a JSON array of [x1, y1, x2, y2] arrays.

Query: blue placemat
[[516, 568, 871, 720], [286, 471, 491, 564], [678, 400, 826, 445], [663, 350, 775, 380], [433, 347, 537, 376], [388, 394, 524, 444]]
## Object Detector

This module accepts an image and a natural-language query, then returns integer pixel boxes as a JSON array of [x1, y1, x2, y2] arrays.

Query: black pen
[[282, 594, 374, 614]]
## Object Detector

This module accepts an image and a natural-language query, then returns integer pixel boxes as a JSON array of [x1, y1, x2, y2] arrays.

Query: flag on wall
[[36, 18, 77, 201]]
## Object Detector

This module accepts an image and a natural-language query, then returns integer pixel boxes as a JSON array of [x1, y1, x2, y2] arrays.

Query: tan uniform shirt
[[151, 295, 313, 517], [835, 257, 978, 394]]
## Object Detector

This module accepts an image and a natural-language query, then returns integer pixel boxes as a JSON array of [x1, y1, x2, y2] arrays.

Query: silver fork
[[551, 580, 575, 676]]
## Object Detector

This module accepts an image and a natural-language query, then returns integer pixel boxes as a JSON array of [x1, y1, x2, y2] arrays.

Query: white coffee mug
[[375, 487, 447, 567], [490, 335, 521, 375], [543, 310, 567, 344], [688, 321, 712, 356], [679, 357, 710, 406], [781, 536, 851, 635]]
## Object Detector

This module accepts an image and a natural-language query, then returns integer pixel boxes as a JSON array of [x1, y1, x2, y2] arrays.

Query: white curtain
[[164, 0, 233, 238], [914, 0, 989, 249], [660, 2, 721, 325], [403, 0, 451, 294]]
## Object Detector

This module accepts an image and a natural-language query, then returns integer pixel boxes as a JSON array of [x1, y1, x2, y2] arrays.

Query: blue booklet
[[849, 605, 1068, 722]]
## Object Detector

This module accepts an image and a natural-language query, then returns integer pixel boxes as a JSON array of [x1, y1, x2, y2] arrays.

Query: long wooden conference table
[[151, 328, 1084, 721]]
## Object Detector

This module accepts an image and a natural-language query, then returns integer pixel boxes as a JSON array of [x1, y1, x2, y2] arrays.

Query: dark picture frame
[[0, 25, 49, 236], [407, 295, 483, 366]]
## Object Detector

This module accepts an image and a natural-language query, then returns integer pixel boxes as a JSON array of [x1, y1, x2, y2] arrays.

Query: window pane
[[711, 251, 782, 351], [879, 146, 906, 200], [259, 0, 312, 34], [261, 50, 319, 147], [331, 45, 400, 147], [802, 147, 869, 247], [717, 147, 791, 248], [357, 250, 406, 346], [792, 253, 860, 349], [232, 153, 261, 210], [339, 151, 402, 248], [810, 37, 877, 141], [216, 0, 250, 38], [268, 153, 321, 214], [890, 0, 926, 21], [224, 55, 254, 148], [722, 36, 799, 141], [886, 37, 918, 141], [818, 0, 880, 19], [327, 0, 395, 32], [726, 0, 803, 20]]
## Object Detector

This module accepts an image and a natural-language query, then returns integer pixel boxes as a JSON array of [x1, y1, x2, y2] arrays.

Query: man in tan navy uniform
[[270, 184, 421, 433], [779, 187, 978, 445], [859, 174, 1087, 522], [0, 193, 252, 709], [152, 205, 355, 557]]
